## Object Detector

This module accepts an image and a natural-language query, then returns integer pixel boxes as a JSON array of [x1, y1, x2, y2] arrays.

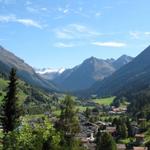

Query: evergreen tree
[[126, 117, 132, 137], [121, 123, 128, 138], [55, 95, 80, 149], [95, 128, 102, 146], [1, 68, 20, 149], [85, 107, 91, 118], [96, 132, 117, 150]]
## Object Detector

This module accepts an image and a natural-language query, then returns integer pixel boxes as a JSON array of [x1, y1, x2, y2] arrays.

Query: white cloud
[[58, 7, 69, 14], [25, 1, 32, 5], [17, 19, 42, 28], [92, 42, 126, 47], [103, 6, 113, 9], [144, 32, 150, 36], [54, 24, 100, 40], [0, 15, 15, 22], [26, 7, 38, 13], [54, 42, 74, 48], [129, 31, 140, 39], [55, 30, 73, 39], [129, 31, 150, 39], [26, 6, 48, 14], [58, 7, 63, 12], [95, 12, 101, 17], [41, 7, 48, 11], [0, 0, 16, 4], [0, 15, 42, 29], [70, 24, 88, 32], [63, 9, 69, 14]]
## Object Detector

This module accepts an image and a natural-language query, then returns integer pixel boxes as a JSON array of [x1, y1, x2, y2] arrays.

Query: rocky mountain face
[[54, 57, 116, 91], [81, 45, 150, 98], [0, 45, 58, 92], [112, 55, 133, 70]]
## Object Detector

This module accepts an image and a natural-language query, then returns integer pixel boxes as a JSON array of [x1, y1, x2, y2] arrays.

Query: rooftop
[[133, 147, 148, 150], [135, 134, 145, 138], [117, 144, 126, 150]]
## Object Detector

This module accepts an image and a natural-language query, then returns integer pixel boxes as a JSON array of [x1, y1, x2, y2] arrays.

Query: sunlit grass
[[76, 106, 94, 112], [93, 96, 115, 105]]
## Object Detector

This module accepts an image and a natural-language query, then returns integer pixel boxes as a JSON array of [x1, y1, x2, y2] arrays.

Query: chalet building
[[131, 126, 140, 136], [131, 121, 138, 126], [135, 134, 145, 145], [95, 121, 111, 126], [108, 107, 126, 115], [138, 118, 146, 124], [133, 146, 148, 150], [86, 133, 95, 142], [138, 118, 147, 131], [83, 142, 96, 150], [99, 126, 117, 137], [117, 144, 126, 150], [79, 132, 96, 150], [106, 126, 116, 134], [131, 121, 140, 136]]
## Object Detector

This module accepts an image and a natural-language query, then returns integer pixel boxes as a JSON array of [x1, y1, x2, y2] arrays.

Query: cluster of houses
[[81, 99, 127, 115], [22, 98, 149, 150], [77, 110, 148, 150], [109, 106, 127, 115]]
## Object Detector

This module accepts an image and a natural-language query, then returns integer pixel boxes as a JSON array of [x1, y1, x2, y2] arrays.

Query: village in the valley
[[71, 97, 149, 150]]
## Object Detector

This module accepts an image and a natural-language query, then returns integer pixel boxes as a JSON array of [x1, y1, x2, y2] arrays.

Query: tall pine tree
[[55, 95, 80, 149], [96, 132, 117, 150], [1, 68, 20, 133]]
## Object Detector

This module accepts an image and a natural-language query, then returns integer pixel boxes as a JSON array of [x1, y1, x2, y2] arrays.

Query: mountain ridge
[[52, 55, 133, 91], [80, 45, 150, 98], [0, 45, 58, 92]]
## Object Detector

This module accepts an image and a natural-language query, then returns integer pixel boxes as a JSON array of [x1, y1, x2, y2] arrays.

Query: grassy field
[[76, 106, 94, 112], [93, 96, 115, 105], [120, 101, 130, 108], [23, 114, 46, 121], [0, 78, 8, 89], [0, 91, 5, 102], [53, 106, 94, 116], [118, 138, 134, 144], [53, 110, 61, 116], [0, 78, 7, 103]]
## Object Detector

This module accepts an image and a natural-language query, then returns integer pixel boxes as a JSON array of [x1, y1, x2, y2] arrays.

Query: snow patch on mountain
[[35, 68, 65, 74]]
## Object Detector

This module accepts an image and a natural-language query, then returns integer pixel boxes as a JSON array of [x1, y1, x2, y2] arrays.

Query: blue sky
[[0, 0, 150, 68]]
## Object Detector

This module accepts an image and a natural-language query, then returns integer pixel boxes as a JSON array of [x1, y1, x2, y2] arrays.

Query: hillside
[[82, 45, 150, 98], [0, 46, 58, 92], [0, 72, 55, 114]]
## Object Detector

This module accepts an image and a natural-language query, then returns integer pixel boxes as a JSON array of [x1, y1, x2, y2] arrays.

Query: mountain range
[[0, 45, 57, 92], [3, 44, 146, 96], [37, 55, 133, 91], [80, 45, 150, 98]]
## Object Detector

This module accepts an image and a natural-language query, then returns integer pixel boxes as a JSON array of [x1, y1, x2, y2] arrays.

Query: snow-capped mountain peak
[[35, 68, 65, 74], [35, 68, 66, 80]]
